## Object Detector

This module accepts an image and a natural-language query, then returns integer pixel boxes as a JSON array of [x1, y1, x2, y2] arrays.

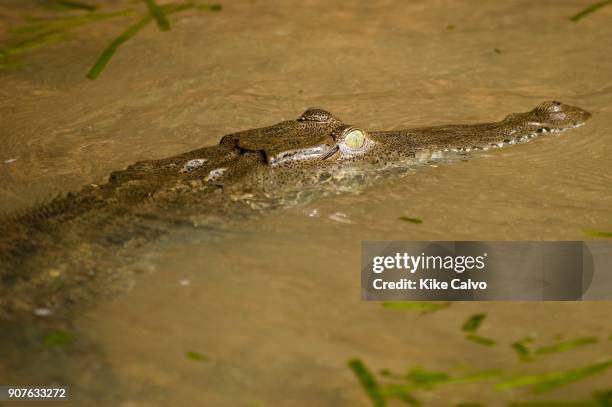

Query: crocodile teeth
[[181, 158, 208, 173], [205, 168, 226, 181]]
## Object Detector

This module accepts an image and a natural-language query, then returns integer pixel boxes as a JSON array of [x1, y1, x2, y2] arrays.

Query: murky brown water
[[1, 0, 611, 406]]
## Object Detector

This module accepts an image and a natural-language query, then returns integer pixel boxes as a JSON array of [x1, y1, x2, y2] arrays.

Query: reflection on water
[[1, 0, 611, 405]]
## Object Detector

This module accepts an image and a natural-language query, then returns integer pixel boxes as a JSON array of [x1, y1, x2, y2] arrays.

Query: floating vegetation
[[399, 216, 423, 224], [87, 1, 221, 79], [466, 334, 496, 346], [496, 360, 612, 393], [584, 230, 612, 238], [570, 0, 612, 22], [352, 360, 502, 406], [348, 359, 386, 407], [462, 313, 486, 333], [352, 330, 612, 405], [47, 0, 98, 12], [512, 337, 535, 362], [509, 400, 600, 407], [511, 336, 598, 362], [86, 14, 151, 79], [43, 330, 75, 346], [381, 301, 451, 313], [197, 4, 223, 11], [143, 0, 170, 31], [0, 1, 223, 77], [535, 337, 598, 355], [1, 9, 136, 62], [1, 30, 67, 59], [185, 350, 208, 361], [461, 314, 496, 345], [351, 357, 612, 405], [403, 367, 451, 390], [594, 389, 612, 405]]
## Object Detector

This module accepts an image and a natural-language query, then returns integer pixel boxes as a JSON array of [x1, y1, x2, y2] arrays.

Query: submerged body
[[0, 101, 591, 317]]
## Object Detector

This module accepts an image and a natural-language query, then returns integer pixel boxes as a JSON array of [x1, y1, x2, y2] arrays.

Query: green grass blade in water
[[399, 216, 423, 224], [144, 0, 171, 31], [43, 330, 76, 346], [86, 15, 152, 80], [196, 4, 223, 12], [535, 337, 598, 355], [570, 0, 612, 21], [185, 351, 208, 361], [85, 2, 205, 79], [15, 10, 135, 35], [348, 359, 386, 407], [512, 339, 533, 362], [508, 401, 597, 406], [585, 229, 612, 238], [462, 313, 486, 333], [0, 30, 66, 59], [496, 360, 612, 393], [466, 334, 496, 346], [49, 0, 98, 12], [382, 301, 451, 313]]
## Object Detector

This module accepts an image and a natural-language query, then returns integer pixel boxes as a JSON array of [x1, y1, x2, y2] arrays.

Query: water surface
[[1, 0, 611, 405]]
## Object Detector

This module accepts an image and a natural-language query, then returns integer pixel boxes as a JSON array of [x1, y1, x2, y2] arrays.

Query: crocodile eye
[[343, 128, 366, 149], [539, 101, 562, 113]]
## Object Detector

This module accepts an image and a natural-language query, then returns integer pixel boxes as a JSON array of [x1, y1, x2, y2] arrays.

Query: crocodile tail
[[0, 192, 99, 272]]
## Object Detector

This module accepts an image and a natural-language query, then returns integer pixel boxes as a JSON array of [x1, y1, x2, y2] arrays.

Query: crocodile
[[0, 101, 591, 318]]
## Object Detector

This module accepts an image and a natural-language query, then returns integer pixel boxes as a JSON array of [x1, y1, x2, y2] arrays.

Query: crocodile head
[[174, 100, 591, 202], [221, 101, 591, 169]]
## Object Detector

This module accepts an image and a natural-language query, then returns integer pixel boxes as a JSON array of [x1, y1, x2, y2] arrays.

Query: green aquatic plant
[[143, 0, 170, 31], [43, 330, 76, 346], [399, 216, 423, 224], [47, 0, 98, 12], [535, 337, 598, 355], [584, 230, 612, 238], [185, 350, 208, 361], [352, 360, 502, 406], [512, 336, 597, 362], [348, 359, 386, 407], [512, 337, 534, 362], [351, 328, 610, 405], [462, 313, 486, 333], [85, 12, 152, 79], [466, 334, 496, 346], [1, 10, 136, 62], [0, 1, 222, 78], [496, 360, 612, 393], [570, 0, 612, 22], [381, 301, 451, 313], [87, 1, 221, 79], [461, 313, 496, 345]]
